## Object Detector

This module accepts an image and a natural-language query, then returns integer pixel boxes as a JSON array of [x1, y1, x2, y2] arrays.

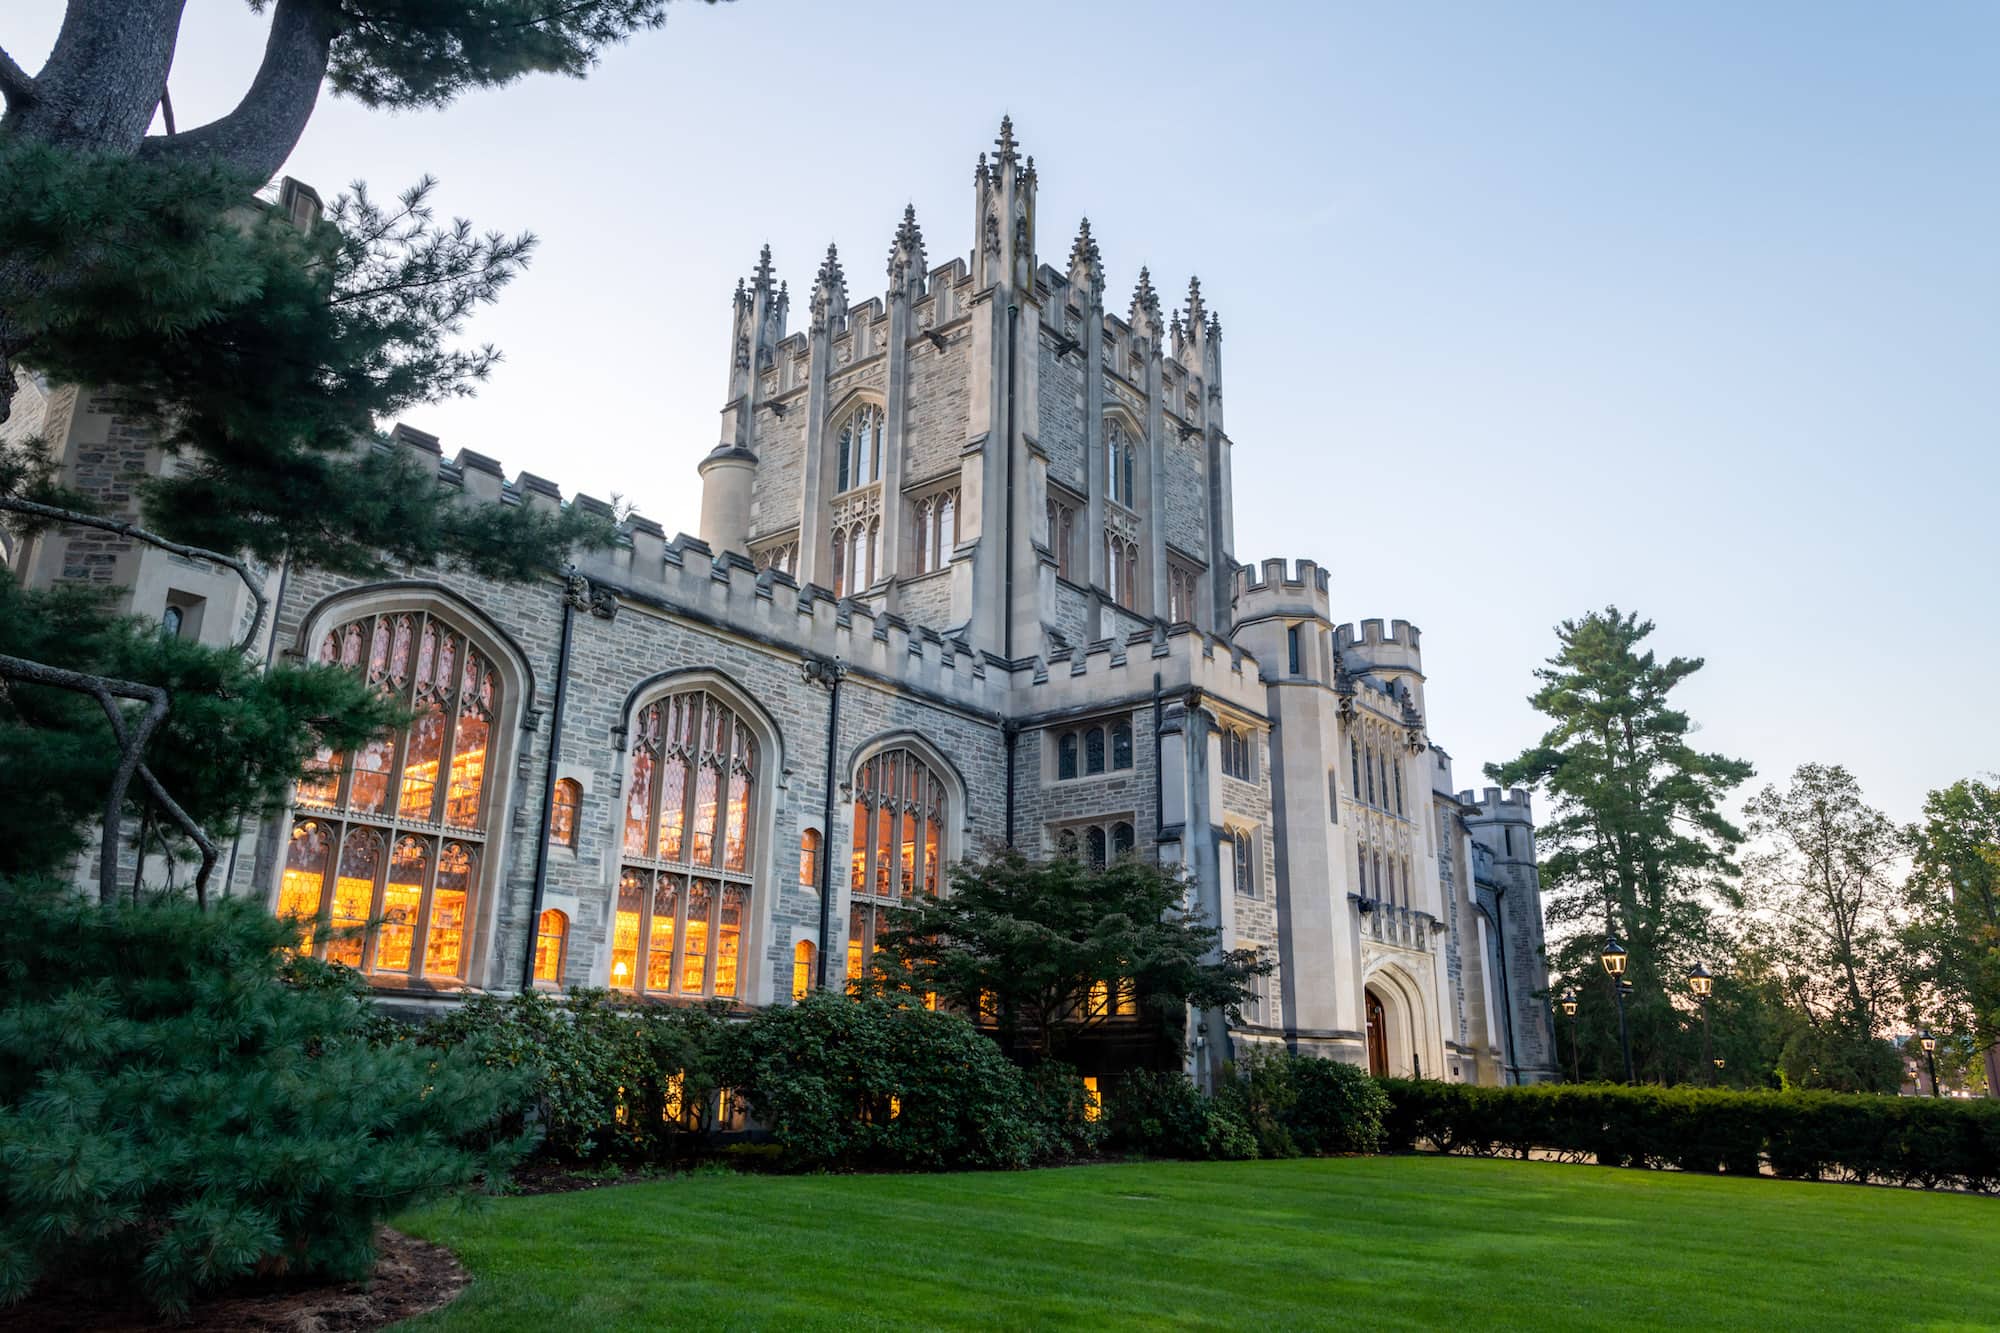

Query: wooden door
[[1365, 989, 1388, 1076]]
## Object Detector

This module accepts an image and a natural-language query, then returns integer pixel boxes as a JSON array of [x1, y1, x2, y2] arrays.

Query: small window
[[1112, 821, 1135, 857], [1047, 498, 1075, 579], [1057, 733, 1079, 780], [801, 828, 822, 887], [1394, 763, 1405, 815], [1057, 828, 1080, 860], [533, 909, 568, 985], [1082, 1075, 1103, 1122], [1230, 828, 1253, 896], [1087, 826, 1108, 869], [161, 605, 184, 639], [549, 778, 581, 849], [1111, 721, 1133, 771], [792, 940, 816, 1001], [1350, 739, 1361, 798], [1221, 727, 1252, 781], [1504, 826, 1515, 857], [1085, 726, 1106, 776], [1329, 771, 1340, 822], [1287, 624, 1303, 676], [834, 403, 882, 492], [1365, 745, 1376, 804]]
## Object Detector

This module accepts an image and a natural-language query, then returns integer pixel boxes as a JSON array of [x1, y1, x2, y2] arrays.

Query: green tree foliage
[[1741, 764, 1908, 1036], [1901, 777, 2000, 1095], [868, 847, 1268, 1062], [1218, 1047, 1390, 1159], [0, 877, 530, 1315], [1489, 607, 1752, 1082], [0, 579, 399, 885]]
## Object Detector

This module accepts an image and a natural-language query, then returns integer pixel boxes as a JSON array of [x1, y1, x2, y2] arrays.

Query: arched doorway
[[1365, 988, 1389, 1076]]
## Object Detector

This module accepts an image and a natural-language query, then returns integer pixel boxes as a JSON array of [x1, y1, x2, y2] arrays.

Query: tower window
[[1220, 726, 1253, 781], [801, 828, 822, 887], [834, 403, 883, 492], [549, 778, 581, 848], [533, 909, 568, 985], [1287, 624, 1303, 676], [1052, 717, 1135, 781], [912, 486, 959, 574]]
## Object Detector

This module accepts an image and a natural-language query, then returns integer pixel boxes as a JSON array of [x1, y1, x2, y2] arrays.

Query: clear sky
[[12, 2, 1998, 826]]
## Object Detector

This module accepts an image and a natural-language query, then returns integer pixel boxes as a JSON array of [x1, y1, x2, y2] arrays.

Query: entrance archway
[[1365, 988, 1388, 1076]]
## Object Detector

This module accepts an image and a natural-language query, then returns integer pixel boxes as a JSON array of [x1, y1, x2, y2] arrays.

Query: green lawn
[[395, 1155, 2000, 1331]]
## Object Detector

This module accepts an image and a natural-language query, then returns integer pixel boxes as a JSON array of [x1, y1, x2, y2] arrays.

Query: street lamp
[[1600, 935, 1635, 1084], [1688, 963, 1714, 1087], [1560, 990, 1581, 1082], [1920, 1030, 1939, 1099]]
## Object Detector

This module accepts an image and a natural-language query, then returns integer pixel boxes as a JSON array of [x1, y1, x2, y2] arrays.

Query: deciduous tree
[[1903, 777, 2000, 1098]]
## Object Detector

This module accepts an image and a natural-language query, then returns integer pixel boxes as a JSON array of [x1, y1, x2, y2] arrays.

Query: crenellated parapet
[[1334, 617, 1424, 678], [1460, 786, 1534, 823], [1029, 622, 1265, 719], [1231, 556, 1332, 626]]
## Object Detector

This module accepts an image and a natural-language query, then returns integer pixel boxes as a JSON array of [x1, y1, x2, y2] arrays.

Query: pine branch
[[0, 44, 38, 107], [0, 496, 268, 654]]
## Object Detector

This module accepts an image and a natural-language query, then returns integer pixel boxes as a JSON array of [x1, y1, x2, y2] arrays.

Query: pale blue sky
[[12, 2, 1998, 825]]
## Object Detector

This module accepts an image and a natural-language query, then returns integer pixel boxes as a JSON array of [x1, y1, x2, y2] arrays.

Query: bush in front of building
[[0, 877, 530, 1316], [715, 992, 1052, 1171], [1376, 1079, 2000, 1190], [1103, 1069, 1257, 1160], [417, 988, 729, 1163], [1217, 1048, 1391, 1159]]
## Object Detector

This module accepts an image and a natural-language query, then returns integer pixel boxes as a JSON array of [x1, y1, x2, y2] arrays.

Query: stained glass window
[[285, 608, 502, 983], [615, 691, 761, 1000]]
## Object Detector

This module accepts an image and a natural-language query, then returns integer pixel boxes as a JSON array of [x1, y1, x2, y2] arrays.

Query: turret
[[701, 244, 783, 553], [972, 115, 1037, 291]]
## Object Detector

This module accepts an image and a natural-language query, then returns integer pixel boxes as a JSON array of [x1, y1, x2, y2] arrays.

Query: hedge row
[[1378, 1079, 2000, 1191]]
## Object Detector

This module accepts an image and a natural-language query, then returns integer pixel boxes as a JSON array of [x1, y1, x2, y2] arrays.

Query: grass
[[395, 1155, 2000, 1331]]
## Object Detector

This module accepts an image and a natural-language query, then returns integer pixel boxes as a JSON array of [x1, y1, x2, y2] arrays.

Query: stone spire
[[887, 204, 927, 300], [810, 242, 847, 334], [1067, 217, 1103, 304], [994, 114, 1020, 167], [972, 115, 1036, 291], [1129, 266, 1163, 345], [750, 243, 775, 299], [1183, 276, 1206, 331]]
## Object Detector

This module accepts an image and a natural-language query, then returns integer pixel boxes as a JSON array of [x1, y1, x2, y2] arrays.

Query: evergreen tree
[[0, 876, 531, 1315], [1902, 778, 2000, 1098], [868, 848, 1268, 1063], [1489, 607, 1752, 1083]]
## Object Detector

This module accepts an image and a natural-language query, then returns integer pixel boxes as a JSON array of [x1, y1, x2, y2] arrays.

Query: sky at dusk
[[11, 1, 1998, 827]]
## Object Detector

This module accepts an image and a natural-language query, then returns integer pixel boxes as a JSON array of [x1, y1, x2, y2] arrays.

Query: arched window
[[1105, 534, 1141, 610], [1087, 825, 1108, 869], [834, 403, 883, 492], [846, 746, 949, 982], [550, 778, 581, 848], [1047, 497, 1075, 579], [1106, 419, 1138, 507], [1230, 827, 1253, 896], [1057, 828, 1080, 860], [1111, 721, 1133, 771], [1364, 744, 1376, 804], [1111, 820, 1135, 857], [1350, 739, 1361, 798], [800, 828, 822, 887], [793, 940, 816, 1001], [1386, 856, 1397, 906], [1057, 733, 1078, 781], [1084, 726, 1106, 776], [912, 488, 959, 574], [287, 609, 503, 981], [614, 691, 760, 999], [534, 909, 568, 985], [1394, 762, 1405, 815]]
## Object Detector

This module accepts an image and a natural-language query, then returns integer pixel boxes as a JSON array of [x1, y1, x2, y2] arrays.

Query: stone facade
[[6, 118, 1556, 1086]]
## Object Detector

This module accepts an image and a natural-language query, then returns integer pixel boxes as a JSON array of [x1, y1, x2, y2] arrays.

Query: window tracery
[[612, 691, 759, 1000], [284, 609, 501, 981], [834, 402, 883, 492], [1052, 718, 1134, 780], [845, 748, 949, 983], [911, 485, 959, 574]]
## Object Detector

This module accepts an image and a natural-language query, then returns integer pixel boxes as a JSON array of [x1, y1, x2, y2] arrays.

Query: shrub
[[1286, 1056, 1390, 1155], [416, 988, 728, 1163], [1103, 1069, 1216, 1159], [1219, 1046, 1300, 1158], [716, 992, 1044, 1171], [1201, 1104, 1261, 1160], [0, 879, 530, 1315], [1024, 1060, 1109, 1160], [1375, 1078, 2000, 1191]]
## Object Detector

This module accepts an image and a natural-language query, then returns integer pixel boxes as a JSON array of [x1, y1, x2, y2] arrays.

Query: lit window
[[286, 609, 501, 981], [1082, 1075, 1103, 1122], [801, 828, 822, 887], [615, 691, 760, 999], [534, 908, 568, 985], [550, 778, 581, 848], [793, 940, 816, 1001], [846, 746, 950, 981], [834, 402, 883, 492]]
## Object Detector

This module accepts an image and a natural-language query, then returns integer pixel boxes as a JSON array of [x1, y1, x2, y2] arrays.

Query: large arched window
[[845, 747, 949, 981], [285, 609, 503, 981], [834, 402, 883, 493], [613, 691, 760, 1000]]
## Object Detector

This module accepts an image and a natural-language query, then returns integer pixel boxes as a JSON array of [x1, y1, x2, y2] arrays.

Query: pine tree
[[868, 848, 1268, 1063], [0, 875, 532, 1315], [1488, 607, 1752, 1082]]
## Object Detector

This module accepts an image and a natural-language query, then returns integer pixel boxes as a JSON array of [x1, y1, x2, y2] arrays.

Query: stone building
[[4, 120, 1556, 1086]]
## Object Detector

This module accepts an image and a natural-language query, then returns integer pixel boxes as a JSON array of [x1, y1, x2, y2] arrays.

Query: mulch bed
[[0, 1227, 469, 1332]]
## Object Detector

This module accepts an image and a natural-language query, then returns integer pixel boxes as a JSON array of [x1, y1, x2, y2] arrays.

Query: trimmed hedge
[[1378, 1079, 2000, 1191]]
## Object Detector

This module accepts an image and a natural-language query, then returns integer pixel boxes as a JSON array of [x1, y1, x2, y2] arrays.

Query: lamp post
[[1560, 990, 1582, 1082], [1688, 962, 1714, 1087], [1920, 1030, 1939, 1099], [1601, 935, 1635, 1084]]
